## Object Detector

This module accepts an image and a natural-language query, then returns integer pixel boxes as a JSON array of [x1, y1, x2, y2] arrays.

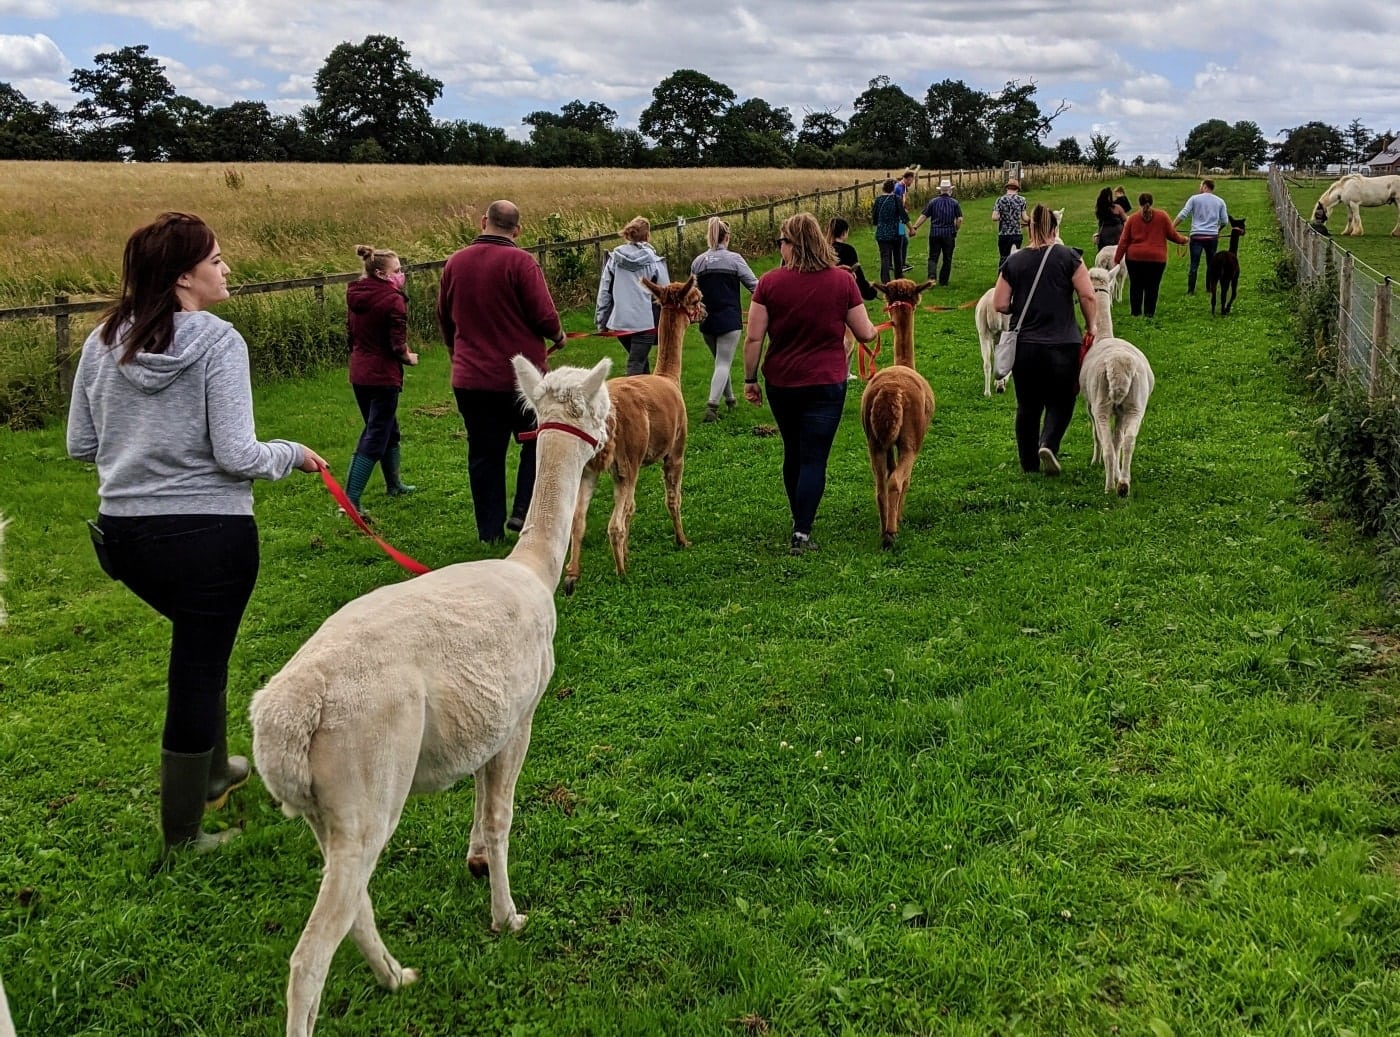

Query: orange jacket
[[1114, 208, 1188, 264]]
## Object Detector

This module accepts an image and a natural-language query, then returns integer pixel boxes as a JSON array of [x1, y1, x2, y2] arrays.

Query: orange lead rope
[[320, 468, 433, 575]]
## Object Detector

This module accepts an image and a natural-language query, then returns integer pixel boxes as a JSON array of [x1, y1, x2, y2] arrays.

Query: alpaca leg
[[476, 714, 539, 934], [661, 448, 690, 548], [1093, 411, 1116, 493], [607, 474, 638, 577], [866, 441, 891, 547], [467, 772, 489, 877], [980, 333, 993, 397], [888, 443, 920, 545], [1116, 409, 1146, 497], [563, 468, 598, 596]]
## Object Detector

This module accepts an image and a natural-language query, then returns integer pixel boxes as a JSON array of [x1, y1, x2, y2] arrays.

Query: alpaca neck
[[887, 305, 916, 367], [1228, 230, 1242, 254], [1094, 291, 1115, 340], [653, 307, 687, 383], [508, 432, 596, 587]]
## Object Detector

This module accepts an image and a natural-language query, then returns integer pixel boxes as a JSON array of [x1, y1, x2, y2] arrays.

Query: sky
[[2, 0, 1397, 163]]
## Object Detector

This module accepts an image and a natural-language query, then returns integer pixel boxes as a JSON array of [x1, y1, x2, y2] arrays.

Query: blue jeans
[[1187, 236, 1217, 292], [765, 381, 848, 536], [453, 387, 538, 541], [352, 383, 402, 460]]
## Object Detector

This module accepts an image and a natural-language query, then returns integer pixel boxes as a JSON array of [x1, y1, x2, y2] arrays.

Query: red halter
[[516, 421, 600, 449]]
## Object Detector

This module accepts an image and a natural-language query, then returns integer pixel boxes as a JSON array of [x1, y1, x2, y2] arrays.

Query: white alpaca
[[1094, 245, 1126, 302], [250, 356, 613, 1037], [0, 511, 8, 628], [0, 969, 13, 1037], [974, 209, 1066, 396], [1081, 266, 1154, 496]]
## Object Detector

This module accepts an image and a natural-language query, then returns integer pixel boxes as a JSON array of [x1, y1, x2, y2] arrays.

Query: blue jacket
[[690, 245, 758, 335], [872, 193, 908, 242], [596, 242, 669, 332]]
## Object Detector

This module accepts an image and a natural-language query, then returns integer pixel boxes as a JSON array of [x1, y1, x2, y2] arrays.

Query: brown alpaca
[[564, 276, 704, 594], [861, 279, 936, 549]]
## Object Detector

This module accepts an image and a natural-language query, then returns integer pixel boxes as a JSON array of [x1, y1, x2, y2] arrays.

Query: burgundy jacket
[[346, 277, 410, 387], [437, 235, 563, 392]]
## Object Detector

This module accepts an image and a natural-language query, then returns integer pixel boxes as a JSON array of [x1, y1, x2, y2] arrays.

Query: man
[[894, 169, 917, 272], [438, 199, 565, 543], [1174, 179, 1230, 295], [910, 178, 964, 286], [991, 178, 1029, 270]]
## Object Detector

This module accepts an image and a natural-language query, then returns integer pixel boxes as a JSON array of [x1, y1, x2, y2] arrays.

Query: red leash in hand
[[319, 468, 432, 576]]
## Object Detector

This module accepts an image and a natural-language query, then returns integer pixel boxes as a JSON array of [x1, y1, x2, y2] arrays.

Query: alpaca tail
[[249, 669, 327, 819], [862, 384, 904, 457], [1106, 355, 1135, 408]]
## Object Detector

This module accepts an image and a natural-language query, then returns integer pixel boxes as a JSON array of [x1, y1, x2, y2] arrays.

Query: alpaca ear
[[682, 274, 696, 294], [871, 282, 888, 297], [914, 280, 934, 293], [512, 354, 543, 404], [640, 277, 661, 299], [582, 356, 612, 399]]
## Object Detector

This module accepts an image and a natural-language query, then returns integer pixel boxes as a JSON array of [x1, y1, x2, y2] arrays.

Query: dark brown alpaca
[[1206, 217, 1246, 315], [861, 279, 936, 549], [564, 276, 704, 593]]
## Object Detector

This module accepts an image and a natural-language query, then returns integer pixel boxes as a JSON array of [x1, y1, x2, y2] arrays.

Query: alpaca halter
[[517, 421, 600, 449]]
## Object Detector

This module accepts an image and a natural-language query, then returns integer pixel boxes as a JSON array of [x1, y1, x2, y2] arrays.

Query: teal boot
[[344, 452, 377, 513], [383, 446, 415, 497]]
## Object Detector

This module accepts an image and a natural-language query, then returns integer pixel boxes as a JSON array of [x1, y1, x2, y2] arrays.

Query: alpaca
[[1206, 217, 1247, 315], [1314, 173, 1400, 236], [862, 279, 936, 548], [1081, 266, 1154, 496], [564, 276, 702, 594], [0, 971, 12, 1037], [1094, 245, 1126, 302], [250, 356, 613, 1037], [0, 511, 7, 628], [974, 209, 1066, 397]]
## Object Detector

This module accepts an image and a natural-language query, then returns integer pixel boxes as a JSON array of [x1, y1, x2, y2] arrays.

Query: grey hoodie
[[595, 242, 669, 333], [67, 310, 305, 516]]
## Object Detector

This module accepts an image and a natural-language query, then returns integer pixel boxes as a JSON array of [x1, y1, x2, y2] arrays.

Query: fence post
[[1338, 252, 1353, 378], [1371, 277, 1392, 399], [769, 197, 776, 230], [853, 180, 861, 213], [676, 219, 684, 256], [54, 294, 72, 396]]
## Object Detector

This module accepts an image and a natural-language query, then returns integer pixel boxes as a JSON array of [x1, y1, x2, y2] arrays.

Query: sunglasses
[[775, 236, 792, 245]]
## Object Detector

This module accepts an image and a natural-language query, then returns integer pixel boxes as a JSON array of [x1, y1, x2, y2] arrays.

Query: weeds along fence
[[0, 162, 1111, 429]]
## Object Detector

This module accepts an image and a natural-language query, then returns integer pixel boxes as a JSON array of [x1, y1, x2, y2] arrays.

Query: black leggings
[[1010, 341, 1080, 472], [1125, 260, 1166, 317], [765, 381, 848, 536], [352, 383, 402, 460], [98, 514, 259, 754]]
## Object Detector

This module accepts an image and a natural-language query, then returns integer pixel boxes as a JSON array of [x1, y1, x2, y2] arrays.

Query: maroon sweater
[[347, 277, 410, 387], [437, 235, 562, 392], [752, 266, 862, 388]]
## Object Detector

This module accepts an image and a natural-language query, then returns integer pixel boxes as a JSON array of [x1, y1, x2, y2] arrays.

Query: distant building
[[1367, 143, 1400, 174]]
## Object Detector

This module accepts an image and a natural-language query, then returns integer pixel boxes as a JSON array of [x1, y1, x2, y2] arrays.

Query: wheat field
[[2, 163, 889, 304]]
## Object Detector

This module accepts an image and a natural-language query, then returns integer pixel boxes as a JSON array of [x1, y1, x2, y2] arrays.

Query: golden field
[[2, 163, 889, 305]]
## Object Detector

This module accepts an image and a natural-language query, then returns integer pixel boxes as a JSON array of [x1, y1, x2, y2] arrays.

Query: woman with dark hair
[[826, 216, 878, 379], [343, 243, 418, 514], [67, 212, 326, 857], [871, 179, 909, 283], [691, 216, 758, 421], [1094, 186, 1125, 249], [1113, 192, 1189, 317], [993, 203, 1097, 476], [742, 212, 879, 554]]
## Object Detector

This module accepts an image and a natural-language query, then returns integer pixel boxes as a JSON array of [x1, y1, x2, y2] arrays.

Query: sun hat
[[1006, 178, 1020, 189], [938, 178, 953, 190]]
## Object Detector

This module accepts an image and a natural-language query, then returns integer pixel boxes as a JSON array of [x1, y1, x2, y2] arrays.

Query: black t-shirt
[[832, 240, 877, 300], [1002, 244, 1084, 345]]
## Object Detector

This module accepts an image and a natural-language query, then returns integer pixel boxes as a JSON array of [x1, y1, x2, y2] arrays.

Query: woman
[[596, 216, 669, 375], [742, 213, 879, 554], [1113, 192, 1189, 318], [344, 244, 419, 513], [826, 217, 877, 379], [690, 217, 758, 421], [66, 212, 327, 857], [993, 203, 1097, 476], [871, 179, 909, 283], [1094, 186, 1125, 249]]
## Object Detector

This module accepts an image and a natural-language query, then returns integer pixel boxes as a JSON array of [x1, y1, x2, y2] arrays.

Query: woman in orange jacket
[[1113, 192, 1189, 318]]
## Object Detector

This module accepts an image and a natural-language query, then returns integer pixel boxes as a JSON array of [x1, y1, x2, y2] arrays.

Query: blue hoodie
[[596, 242, 670, 333]]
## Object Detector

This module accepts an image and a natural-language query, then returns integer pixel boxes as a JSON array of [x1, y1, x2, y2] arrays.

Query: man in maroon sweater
[[438, 200, 565, 542]]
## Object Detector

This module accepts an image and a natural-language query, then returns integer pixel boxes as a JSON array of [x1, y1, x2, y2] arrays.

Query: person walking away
[[596, 216, 669, 375], [691, 217, 758, 421], [992, 178, 1029, 270], [1094, 186, 1126, 250], [343, 244, 419, 515], [910, 179, 964, 285], [992, 204, 1097, 477], [894, 169, 917, 272], [871, 179, 910, 282], [742, 213, 879, 554], [826, 217, 878, 379], [1174, 178, 1230, 295], [66, 211, 327, 857], [438, 199, 565, 542], [1114, 192, 1189, 318]]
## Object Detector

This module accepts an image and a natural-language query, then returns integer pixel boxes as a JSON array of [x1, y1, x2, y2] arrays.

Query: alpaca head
[[871, 277, 934, 307], [513, 355, 613, 455], [1228, 216, 1247, 234], [1088, 265, 1117, 295], [642, 275, 706, 324]]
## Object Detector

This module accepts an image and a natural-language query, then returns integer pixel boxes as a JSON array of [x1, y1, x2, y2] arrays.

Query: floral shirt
[[994, 193, 1027, 236]]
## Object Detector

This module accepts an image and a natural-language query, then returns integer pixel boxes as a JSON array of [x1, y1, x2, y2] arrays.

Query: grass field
[[3, 177, 1400, 1035]]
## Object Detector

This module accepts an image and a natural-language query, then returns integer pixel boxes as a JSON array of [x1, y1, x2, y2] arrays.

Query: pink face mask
[[385, 271, 406, 290]]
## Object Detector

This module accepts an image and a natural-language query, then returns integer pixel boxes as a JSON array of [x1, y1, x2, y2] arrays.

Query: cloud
[[0, 0, 57, 15], [0, 32, 66, 78]]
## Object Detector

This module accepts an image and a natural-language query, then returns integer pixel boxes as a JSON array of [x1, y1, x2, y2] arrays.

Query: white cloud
[[0, 0, 57, 15], [0, 32, 66, 78]]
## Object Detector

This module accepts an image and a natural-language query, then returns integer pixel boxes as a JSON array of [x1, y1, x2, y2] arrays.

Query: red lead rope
[[319, 468, 433, 576]]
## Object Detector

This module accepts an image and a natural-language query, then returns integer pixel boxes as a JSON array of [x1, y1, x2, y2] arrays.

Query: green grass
[[3, 178, 1399, 1035]]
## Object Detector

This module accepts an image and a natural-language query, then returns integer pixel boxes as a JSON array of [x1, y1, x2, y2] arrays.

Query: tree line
[[1175, 118, 1394, 172], [0, 36, 1113, 169]]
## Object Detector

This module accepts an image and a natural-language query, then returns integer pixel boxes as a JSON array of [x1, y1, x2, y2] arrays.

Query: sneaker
[[506, 515, 525, 533], [703, 403, 721, 423], [1038, 447, 1061, 476], [725, 397, 737, 411], [848, 371, 860, 381], [789, 532, 817, 556]]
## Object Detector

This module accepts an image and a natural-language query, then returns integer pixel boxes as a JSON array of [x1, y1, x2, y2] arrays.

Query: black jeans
[[352, 383, 402, 460], [1187, 236, 1218, 292], [97, 514, 259, 754], [927, 235, 956, 285], [765, 381, 847, 536], [998, 234, 1023, 269], [1011, 341, 1080, 472], [453, 387, 538, 541], [877, 238, 900, 283], [1125, 260, 1166, 317]]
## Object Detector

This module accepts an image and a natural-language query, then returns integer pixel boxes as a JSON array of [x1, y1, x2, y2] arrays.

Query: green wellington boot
[[383, 445, 416, 497], [161, 750, 239, 858]]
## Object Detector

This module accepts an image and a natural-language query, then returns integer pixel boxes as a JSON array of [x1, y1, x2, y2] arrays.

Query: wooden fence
[[2, 161, 1116, 399]]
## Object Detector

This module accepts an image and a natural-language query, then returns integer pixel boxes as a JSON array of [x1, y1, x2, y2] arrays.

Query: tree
[[844, 76, 928, 168], [306, 35, 442, 163], [924, 79, 991, 167], [638, 69, 736, 165], [711, 98, 794, 167], [986, 80, 1065, 162], [524, 100, 623, 166], [0, 82, 71, 159], [1273, 121, 1346, 169], [797, 109, 845, 151], [1177, 119, 1267, 170], [1087, 132, 1119, 172], [1344, 118, 1372, 165], [206, 101, 295, 161], [69, 45, 177, 161], [1054, 137, 1083, 164], [434, 120, 529, 166]]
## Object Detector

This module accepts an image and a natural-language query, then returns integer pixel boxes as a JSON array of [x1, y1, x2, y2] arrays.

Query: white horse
[[1313, 174, 1400, 236]]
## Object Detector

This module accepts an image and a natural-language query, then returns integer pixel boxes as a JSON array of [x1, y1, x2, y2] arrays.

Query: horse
[[1313, 174, 1400, 236]]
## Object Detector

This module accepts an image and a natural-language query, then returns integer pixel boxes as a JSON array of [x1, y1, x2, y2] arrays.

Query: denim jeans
[[97, 514, 259, 753], [765, 381, 848, 536], [877, 239, 900, 283], [1187, 236, 1218, 292], [1011, 341, 1080, 472], [454, 387, 538, 541], [352, 383, 402, 460]]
